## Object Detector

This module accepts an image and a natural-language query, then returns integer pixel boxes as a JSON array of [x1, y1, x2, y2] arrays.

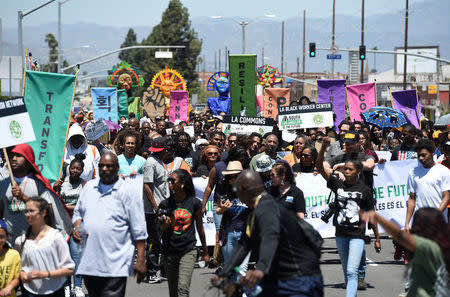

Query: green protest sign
[[117, 89, 129, 120], [229, 54, 256, 116], [24, 71, 76, 184]]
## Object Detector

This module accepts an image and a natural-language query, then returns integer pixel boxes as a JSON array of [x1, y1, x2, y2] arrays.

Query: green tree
[[129, 0, 202, 91], [42, 33, 58, 72], [119, 28, 137, 62]]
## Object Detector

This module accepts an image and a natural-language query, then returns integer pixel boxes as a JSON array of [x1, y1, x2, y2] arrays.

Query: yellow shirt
[[0, 248, 20, 297]]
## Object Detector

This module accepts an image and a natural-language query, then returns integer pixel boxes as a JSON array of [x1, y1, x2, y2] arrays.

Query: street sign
[[330, 45, 339, 54], [428, 85, 437, 94], [327, 54, 342, 60], [155, 51, 173, 59]]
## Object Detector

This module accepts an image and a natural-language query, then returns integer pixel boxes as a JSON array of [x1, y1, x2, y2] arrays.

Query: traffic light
[[359, 45, 366, 60], [309, 42, 316, 57]]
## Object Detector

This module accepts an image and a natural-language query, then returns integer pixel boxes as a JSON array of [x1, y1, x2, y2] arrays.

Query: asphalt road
[[118, 236, 407, 297]]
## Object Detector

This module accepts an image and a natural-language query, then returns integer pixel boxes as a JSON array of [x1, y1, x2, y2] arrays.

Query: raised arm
[[317, 137, 332, 181]]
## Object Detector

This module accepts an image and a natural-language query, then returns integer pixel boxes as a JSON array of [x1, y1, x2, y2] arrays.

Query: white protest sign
[[278, 103, 334, 130], [85, 119, 109, 141], [0, 97, 36, 148], [184, 126, 195, 138], [375, 150, 392, 161], [223, 115, 274, 136], [193, 177, 216, 246]]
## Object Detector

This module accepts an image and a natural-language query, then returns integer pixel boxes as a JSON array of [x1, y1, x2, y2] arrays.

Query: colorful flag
[[391, 89, 421, 129], [127, 97, 143, 119], [263, 88, 290, 120], [169, 90, 188, 123], [92, 87, 118, 123], [346, 82, 377, 121], [229, 54, 257, 116], [117, 89, 129, 120], [24, 71, 76, 184], [317, 79, 346, 128], [0, 97, 36, 149]]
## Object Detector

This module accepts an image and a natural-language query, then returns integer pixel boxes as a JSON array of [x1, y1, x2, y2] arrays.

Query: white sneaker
[[64, 286, 71, 297], [73, 287, 85, 297]]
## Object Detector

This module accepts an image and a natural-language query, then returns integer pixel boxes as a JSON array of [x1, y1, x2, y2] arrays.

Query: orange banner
[[263, 88, 290, 119]]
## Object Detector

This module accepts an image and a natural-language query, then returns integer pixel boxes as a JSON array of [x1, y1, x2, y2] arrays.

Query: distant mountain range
[[2, 0, 448, 76]]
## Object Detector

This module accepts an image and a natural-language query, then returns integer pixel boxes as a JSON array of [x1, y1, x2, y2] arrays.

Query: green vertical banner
[[229, 54, 257, 116], [128, 97, 142, 119], [24, 71, 76, 183], [117, 89, 129, 120]]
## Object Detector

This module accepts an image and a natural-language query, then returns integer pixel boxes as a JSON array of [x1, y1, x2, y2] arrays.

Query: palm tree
[[371, 46, 378, 74]]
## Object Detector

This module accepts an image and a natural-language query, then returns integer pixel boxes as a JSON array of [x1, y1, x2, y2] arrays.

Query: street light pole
[[241, 22, 246, 54]]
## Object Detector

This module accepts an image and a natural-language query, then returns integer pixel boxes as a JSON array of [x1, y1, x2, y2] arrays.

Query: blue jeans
[[335, 237, 364, 297], [260, 274, 324, 297], [212, 202, 222, 233], [358, 246, 366, 279], [69, 236, 84, 288], [222, 230, 249, 272]]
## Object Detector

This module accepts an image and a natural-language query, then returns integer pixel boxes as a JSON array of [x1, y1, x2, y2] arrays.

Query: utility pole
[[225, 47, 228, 71], [302, 9, 306, 79], [214, 50, 217, 70], [360, 0, 365, 83], [218, 48, 221, 71], [281, 20, 285, 75], [202, 55, 206, 90], [331, 0, 336, 79], [262, 47, 264, 65], [297, 57, 300, 74], [403, 0, 409, 90]]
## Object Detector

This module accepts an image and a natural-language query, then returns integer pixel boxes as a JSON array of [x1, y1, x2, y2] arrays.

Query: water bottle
[[77, 222, 88, 248], [232, 266, 263, 297]]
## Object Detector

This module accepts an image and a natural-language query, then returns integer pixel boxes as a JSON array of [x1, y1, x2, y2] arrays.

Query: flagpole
[[2, 148, 17, 187], [21, 48, 28, 96], [413, 78, 421, 129], [57, 65, 80, 181], [388, 86, 394, 108]]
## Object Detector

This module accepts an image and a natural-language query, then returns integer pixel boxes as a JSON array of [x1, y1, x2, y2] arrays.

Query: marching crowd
[[0, 107, 449, 297]]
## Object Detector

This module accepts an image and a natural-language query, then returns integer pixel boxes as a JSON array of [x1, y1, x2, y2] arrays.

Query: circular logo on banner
[[313, 114, 324, 125], [9, 120, 23, 139]]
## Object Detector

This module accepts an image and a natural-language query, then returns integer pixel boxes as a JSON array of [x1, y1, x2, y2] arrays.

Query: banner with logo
[[24, 71, 76, 183], [0, 97, 36, 148], [391, 89, 421, 129], [317, 79, 346, 128], [223, 115, 275, 136], [229, 54, 257, 116], [278, 103, 334, 130], [92, 87, 118, 123], [142, 87, 166, 119], [193, 177, 217, 246], [117, 89, 129, 120], [169, 90, 188, 123], [346, 82, 376, 121], [263, 88, 290, 119]]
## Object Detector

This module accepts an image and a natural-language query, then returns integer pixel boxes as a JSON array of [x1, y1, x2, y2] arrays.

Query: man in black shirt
[[390, 124, 418, 161], [213, 170, 323, 297]]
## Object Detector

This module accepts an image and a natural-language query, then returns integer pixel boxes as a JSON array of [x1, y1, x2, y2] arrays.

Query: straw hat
[[222, 161, 243, 176]]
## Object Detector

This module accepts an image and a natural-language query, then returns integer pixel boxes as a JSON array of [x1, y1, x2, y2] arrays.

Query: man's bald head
[[99, 152, 119, 184], [128, 118, 140, 131], [235, 170, 265, 208]]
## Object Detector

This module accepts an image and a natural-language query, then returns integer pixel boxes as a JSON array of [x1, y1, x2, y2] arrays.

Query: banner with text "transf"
[[24, 71, 76, 184], [0, 97, 36, 149]]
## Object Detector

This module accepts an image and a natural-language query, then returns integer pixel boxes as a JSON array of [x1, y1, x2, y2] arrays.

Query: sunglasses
[[207, 151, 219, 156], [301, 154, 313, 158], [168, 177, 176, 183], [99, 163, 115, 168]]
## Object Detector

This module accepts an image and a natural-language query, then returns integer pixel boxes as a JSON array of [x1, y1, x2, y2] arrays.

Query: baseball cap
[[148, 137, 166, 152], [343, 131, 360, 143], [0, 220, 7, 233]]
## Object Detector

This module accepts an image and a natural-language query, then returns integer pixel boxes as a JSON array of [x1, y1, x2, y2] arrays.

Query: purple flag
[[317, 79, 346, 128], [391, 89, 421, 129]]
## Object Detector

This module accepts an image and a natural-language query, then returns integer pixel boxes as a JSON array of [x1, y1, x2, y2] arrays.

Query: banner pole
[[21, 48, 28, 96], [388, 86, 394, 108], [57, 65, 80, 181], [413, 81, 421, 129], [2, 148, 17, 187]]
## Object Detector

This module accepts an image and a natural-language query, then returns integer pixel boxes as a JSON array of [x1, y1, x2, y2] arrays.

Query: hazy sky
[[3, 0, 424, 28]]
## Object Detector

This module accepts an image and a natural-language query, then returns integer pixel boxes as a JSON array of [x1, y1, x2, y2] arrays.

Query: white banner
[[193, 177, 216, 246], [85, 119, 110, 141], [0, 97, 36, 148]]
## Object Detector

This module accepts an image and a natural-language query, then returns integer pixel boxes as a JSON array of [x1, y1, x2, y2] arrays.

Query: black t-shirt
[[328, 152, 374, 184], [327, 175, 374, 239], [292, 163, 315, 173], [278, 186, 306, 214], [220, 197, 247, 234], [390, 143, 416, 161], [159, 195, 201, 255]]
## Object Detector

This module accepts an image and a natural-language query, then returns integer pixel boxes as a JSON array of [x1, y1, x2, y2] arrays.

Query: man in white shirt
[[405, 139, 450, 230]]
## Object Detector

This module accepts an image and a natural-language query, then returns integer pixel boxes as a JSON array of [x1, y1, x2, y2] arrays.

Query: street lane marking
[[366, 257, 379, 267]]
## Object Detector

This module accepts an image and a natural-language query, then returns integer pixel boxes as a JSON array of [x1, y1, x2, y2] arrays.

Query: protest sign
[[24, 71, 76, 184], [92, 88, 118, 123], [0, 97, 36, 149], [184, 126, 195, 137], [346, 82, 376, 121], [142, 87, 165, 118], [117, 89, 129, 120], [263, 88, 290, 119], [375, 150, 392, 161], [391, 89, 421, 129], [278, 103, 334, 130], [169, 90, 188, 123], [85, 119, 110, 141], [193, 177, 216, 246], [223, 115, 274, 136], [194, 103, 206, 112], [317, 79, 346, 128], [229, 54, 257, 116]]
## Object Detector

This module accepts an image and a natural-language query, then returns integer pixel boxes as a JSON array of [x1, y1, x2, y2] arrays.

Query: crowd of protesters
[[0, 106, 449, 297]]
